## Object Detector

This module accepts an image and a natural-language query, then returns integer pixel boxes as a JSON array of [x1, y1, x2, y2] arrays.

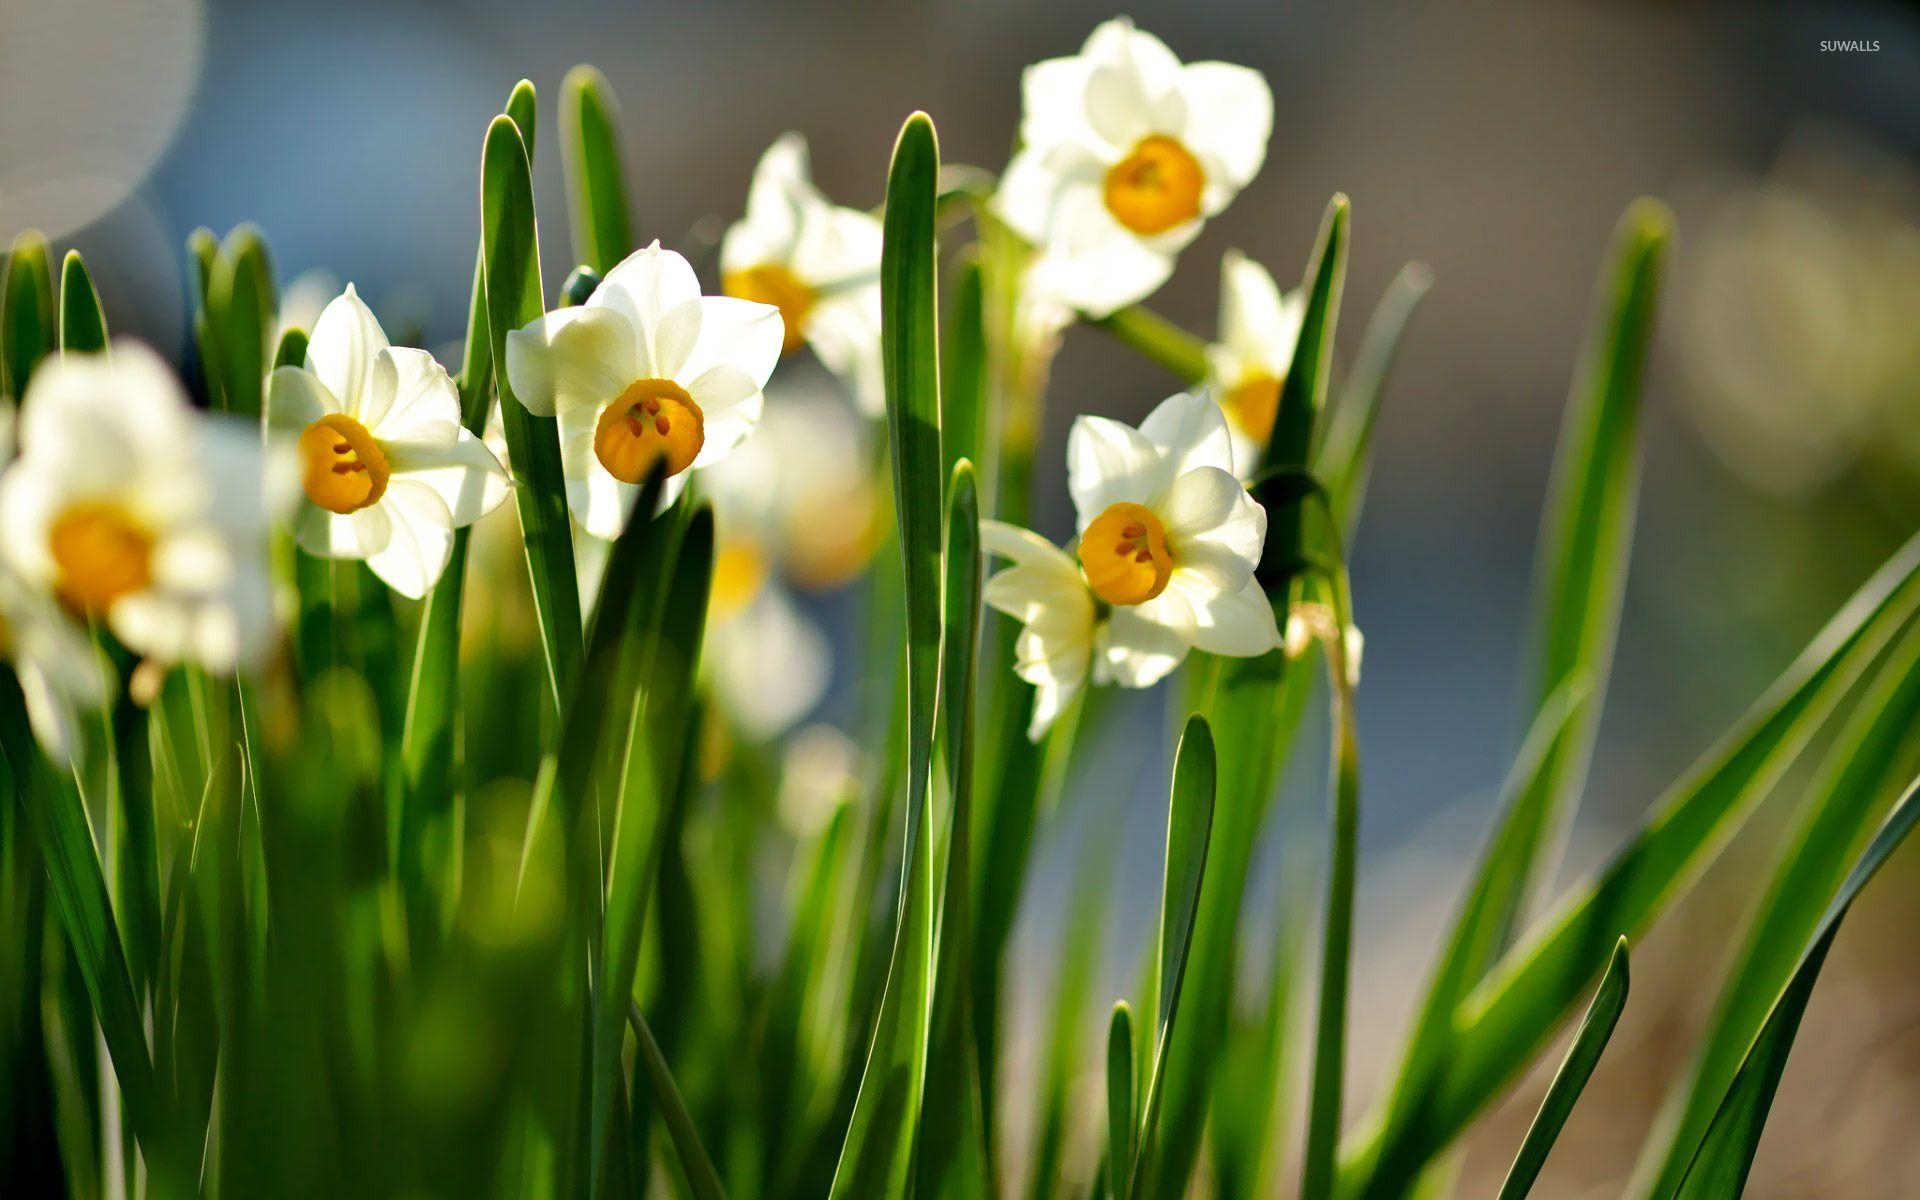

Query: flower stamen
[[594, 379, 706, 484], [724, 264, 815, 354], [299, 413, 391, 514], [1079, 501, 1173, 605], [1104, 135, 1206, 236], [49, 501, 154, 616]]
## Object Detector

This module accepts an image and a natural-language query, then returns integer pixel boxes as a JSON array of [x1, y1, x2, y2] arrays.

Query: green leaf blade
[[57, 250, 109, 355], [561, 65, 635, 275]]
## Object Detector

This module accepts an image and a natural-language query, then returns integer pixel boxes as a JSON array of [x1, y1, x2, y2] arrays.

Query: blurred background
[[6, 0, 1920, 1193]]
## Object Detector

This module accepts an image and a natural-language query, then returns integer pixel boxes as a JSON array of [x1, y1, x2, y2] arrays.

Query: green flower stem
[[1090, 304, 1210, 386]]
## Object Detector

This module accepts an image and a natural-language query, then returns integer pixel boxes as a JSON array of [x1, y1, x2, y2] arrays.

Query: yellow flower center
[[594, 379, 706, 484], [724, 264, 815, 355], [1103, 135, 1206, 236], [1223, 373, 1281, 445], [49, 501, 154, 616], [1079, 501, 1173, 606], [710, 537, 769, 623], [298, 413, 391, 515]]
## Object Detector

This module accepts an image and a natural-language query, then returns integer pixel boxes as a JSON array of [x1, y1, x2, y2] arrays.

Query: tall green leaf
[[1339, 528, 1920, 1196], [561, 65, 635, 275], [916, 462, 988, 1199], [57, 250, 109, 355], [1492, 940, 1630, 1200], [627, 1001, 726, 1200], [481, 102, 584, 713], [1128, 715, 1217, 1200], [207, 225, 277, 418], [1504, 199, 1670, 948], [829, 110, 942, 1200], [1108, 1002, 1136, 1190], [1301, 673, 1362, 1200], [1317, 261, 1433, 534], [1151, 197, 1348, 1200], [2, 231, 55, 399], [1634, 623, 1920, 1197], [1670, 774, 1920, 1199]]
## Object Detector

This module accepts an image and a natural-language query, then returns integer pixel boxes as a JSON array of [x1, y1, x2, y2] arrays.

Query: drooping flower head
[[1206, 249, 1305, 475], [266, 285, 510, 599], [505, 241, 783, 538], [995, 17, 1274, 316], [0, 345, 281, 673], [721, 135, 885, 414]]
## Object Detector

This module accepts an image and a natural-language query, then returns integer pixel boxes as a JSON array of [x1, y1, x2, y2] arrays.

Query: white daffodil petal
[[264, 366, 338, 436], [504, 306, 637, 419], [1100, 606, 1190, 688], [806, 292, 885, 416], [567, 462, 641, 542], [984, 564, 1092, 628], [299, 502, 392, 561], [364, 479, 455, 599], [1220, 249, 1297, 367], [680, 296, 784, 389], [589, 241, 702, 336], [1161, 466, 1265, 594], [1186, 578, 1282, 656], [1067, 413, 1166, 527], [306, 285, 391, 417], [1178, 62, 1273, 191], [1140, 392, 1237, 479], [372, 347, 464, 443], [649, 298, 704, 382], [386, 430, 512, 527]]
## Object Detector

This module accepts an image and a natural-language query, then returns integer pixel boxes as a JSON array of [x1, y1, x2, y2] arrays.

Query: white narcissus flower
[[721, 135, 885, 415], [0, 407, 114, 761], [979, 520, 1186, 741], [1067, 392, 1281, 668], [994, 17, 1273, 317], [266, 286, 511, 600], [504, 242, 783, 538], [0, 344, 283, 673], [697, 384, 876, 738], [1206, 250, 1306, 476]]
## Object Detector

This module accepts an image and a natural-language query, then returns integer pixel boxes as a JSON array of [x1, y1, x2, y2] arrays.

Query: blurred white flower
[[1205, 250, 1304, 476], [994, 17, 1273, 317], [505, 242, 782, 538], [1067, 392, 1280, 675], [722, 135, 885, 415], [0, 408, 113, 762], [266, 286, 510, 599], [0, 344, 281, 673], [698, 383, 879, 737], [776, 723, 862, 837], [276, 267, 340, 341]]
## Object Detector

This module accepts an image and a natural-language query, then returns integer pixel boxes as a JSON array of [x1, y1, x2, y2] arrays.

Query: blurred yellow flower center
[[1104, 135, 1205, 236], [710, 537, 768, 623], [1079, 501, 1172, 606], [594, 379, 706, 484], [298, 414, 391, 514], [724, 264, 814, 354], [1223, 373, 1281, 444], [49, 502, 154, 616]]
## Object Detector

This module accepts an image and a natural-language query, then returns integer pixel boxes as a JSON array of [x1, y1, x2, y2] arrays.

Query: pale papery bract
[[265, 285, 511, 600]]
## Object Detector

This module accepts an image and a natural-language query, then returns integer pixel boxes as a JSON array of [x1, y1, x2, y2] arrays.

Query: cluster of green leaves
[[4, 61, 1919, 1200]]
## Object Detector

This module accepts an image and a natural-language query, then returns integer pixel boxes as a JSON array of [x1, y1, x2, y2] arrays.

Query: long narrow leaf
[[481, 103, 585, 713], [1339, 528, 1920, 1195], [916, 461, 988, 1198], [1671, 774, 1920, 1199], [1317, 261, 1433, 534], [1128, 715, 1217, 1200], [561, 65, 635, 275], [1634, 623, 1920, 1196], [627, 1001, 726, 1200], [1492, 939, 1630, 1200], [57, 250, 109, 355], [3, 231, 55, 399], [829, 110, 943, 1200], [1108, 1002, 1136, 1189]]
